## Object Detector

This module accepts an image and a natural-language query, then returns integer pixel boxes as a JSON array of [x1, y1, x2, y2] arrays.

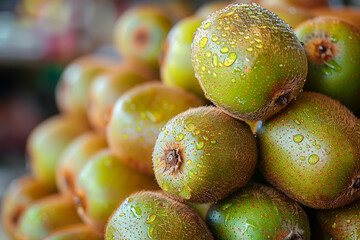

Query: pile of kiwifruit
[[2, 0, 360, 239]]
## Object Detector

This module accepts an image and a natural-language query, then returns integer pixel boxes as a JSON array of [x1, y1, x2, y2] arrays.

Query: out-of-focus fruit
[[311, 7, 360, 28], [153, 106, 257, 203], [161, 16, 205, 98], [195, 1, 231, 19], [191, 3, 307, 121], [206, 183, 311, 239], [16, 194, 82, 240], [113, 5, 173, 68], [44, 224, 103, 240], [1, 175, 56, 239], [257, 92, 360, 209], [56, 131, 107, 195], [105, 191, 214, 239], [27, 115, 89, 189], [259, 0, 328, 9], [106, 82, 204, 176], [295, 17, 360, 112], [74, 149, 159, 230], [55, 55, 118, 120], [317, 199, 360, 239]]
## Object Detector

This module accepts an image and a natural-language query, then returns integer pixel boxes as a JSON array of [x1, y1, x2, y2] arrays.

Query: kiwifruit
[[152, 106, 257, 203], [295, 16, 360, 113], [1, 175, 56, 239], [27, 114, 89, 189], [316, 198, 360, 239], [16, 194, 82, 240], [43, 224, 103, 240], [206, 183, 311, 239], [191, 3, 308, 121], [105, 191, 214, 239], [106, 82, 204, 176], [56, 131, 107, 195], [74, 149, 159, 230], [160, 16, 205, 98], [195, 1, 232, 19], [113, 4, 173, 68], [256, 91, 360, 209], [259, 0, 328, 9], [311, 7, 360, 28]]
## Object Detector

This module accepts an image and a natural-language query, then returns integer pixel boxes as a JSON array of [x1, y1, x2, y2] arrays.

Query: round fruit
[[105, 191, 214, 239], [311, 7, 360, 28], [191, 3, 308, 121], [44, 224, 103, 240], [195, 1, 231, 19], [153, 106, 258, 203], [257, 92, 360, 209], [295, 16, 360, 112], [106, 82, 204, 176]]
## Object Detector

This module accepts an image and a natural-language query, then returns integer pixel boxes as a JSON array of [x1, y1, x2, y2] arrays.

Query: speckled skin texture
[[295, 17, 360, 112], [257, 92, 360, 209], [191, 3, 307, 121], [206, 183, 311, 239], [105, 191, 214, 240], [152, 106, 258, 203], [106, 82, 204, 176], [317, 199, 360, 239]]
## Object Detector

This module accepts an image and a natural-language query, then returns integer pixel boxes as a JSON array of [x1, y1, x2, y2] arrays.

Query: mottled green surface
[[257, 92, 360, 209], [295, 17, 360, 113], [153, 106, 257, 203], [106, 191, 213, 240], [206, 183, 310, 239], [44, 224, 102, 240], [191, 3, 307, 121]]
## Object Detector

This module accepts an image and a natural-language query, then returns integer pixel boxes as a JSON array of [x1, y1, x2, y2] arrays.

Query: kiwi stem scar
[[164, 149, 182, 174]]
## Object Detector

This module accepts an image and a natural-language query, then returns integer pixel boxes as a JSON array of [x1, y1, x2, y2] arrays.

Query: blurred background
[[0, 0, 358, 238]]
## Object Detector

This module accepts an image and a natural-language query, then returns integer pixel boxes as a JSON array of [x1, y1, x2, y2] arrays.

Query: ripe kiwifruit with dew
[[257, 91, 360, 209], [106, 82, 204, 176], [191, 3, 307, 121], [295, 16, 360, 113], [152, 106, 257, 203], [105, 191, 214, 239]]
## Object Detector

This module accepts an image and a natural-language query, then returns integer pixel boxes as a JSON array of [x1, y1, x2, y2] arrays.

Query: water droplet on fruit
[[203, 22, 211, 29], [293, 134, 304, 143], [224, 52, 237, 67], [220, 46, 229, 53], [346, 219, 351, 223], [147, 227, 154, 239], [193, 151, 197, 156], [212, 53, 218, 67], [324, 60, 342, 72], [294, 118, 301, 125], [308, 154, 319, 165], [315, 145, 321, 150], [210, 140, 218, 144], [175, 133, 184, 141], [246, 47, 254, 52], [130, 206, 142, 218], [300, 156, 306, 161], [196, 141, 204, 150], [255, 44, 262, 49], [211, 35, 219, 42], [205, 51, 211, 58], [146, 214, 157, 224], [200, 37, 208, 48], [222, 203, 232, 211], [332, 222, 336, 228], [185, 123, 195, 132], [231, 78, 236, 83], [162, 182, 169, 191]]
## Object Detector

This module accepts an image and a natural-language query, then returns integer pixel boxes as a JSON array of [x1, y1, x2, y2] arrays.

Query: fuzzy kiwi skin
[[257, 91, 360, 209], [106, 82, 204, 176], [152, 106, 257, 203], [56, 131, 107, 195], [1, 175, 56, 239], [316, 199, 360, 239], [44, 224, 103, 240], [191, 3, 307, 122], [16, 194, 82, 240], [295, 17, 360, 113], [74, 149, 159, 230], [206, 183, 311, 239], [105, 191, 214, 240]]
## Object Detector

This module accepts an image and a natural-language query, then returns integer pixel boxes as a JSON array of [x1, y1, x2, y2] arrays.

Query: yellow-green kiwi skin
[[295, 16, 360, 113], [257, 91, 360, 209], [43, 224, 103, 240], [105, 191, 214, 240], [191, 3, 308, 121], [152, 106, 258, 203]]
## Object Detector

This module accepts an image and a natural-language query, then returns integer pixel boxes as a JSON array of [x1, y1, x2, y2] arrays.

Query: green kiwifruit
[[105, 191, 214, 239], [311, 7, 360, 28], [256, 91, 360, 209], [27, 115, 89, 189], [195, 1, 232, 19], [295, 16, 360, 112], [152, 106, 257, 203], [206, 183, 311, 239], [191, 3, 307, 121], [56, 131, 107, 195], [44, 224, 102, 240], [16, 194, 82, 240], [316, 198, 360, 239], [106, 82, 204, 176], [1, 175, 56, 239], [74, 149, 159, 230]]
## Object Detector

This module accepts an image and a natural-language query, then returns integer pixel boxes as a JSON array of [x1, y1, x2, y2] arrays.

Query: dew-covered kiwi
[[191, 3, 307, 121], [295, 16, 360, 112], [152, 106, 257, 203], [257, 91, 360, 209], [105, 191, 214, 240]]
